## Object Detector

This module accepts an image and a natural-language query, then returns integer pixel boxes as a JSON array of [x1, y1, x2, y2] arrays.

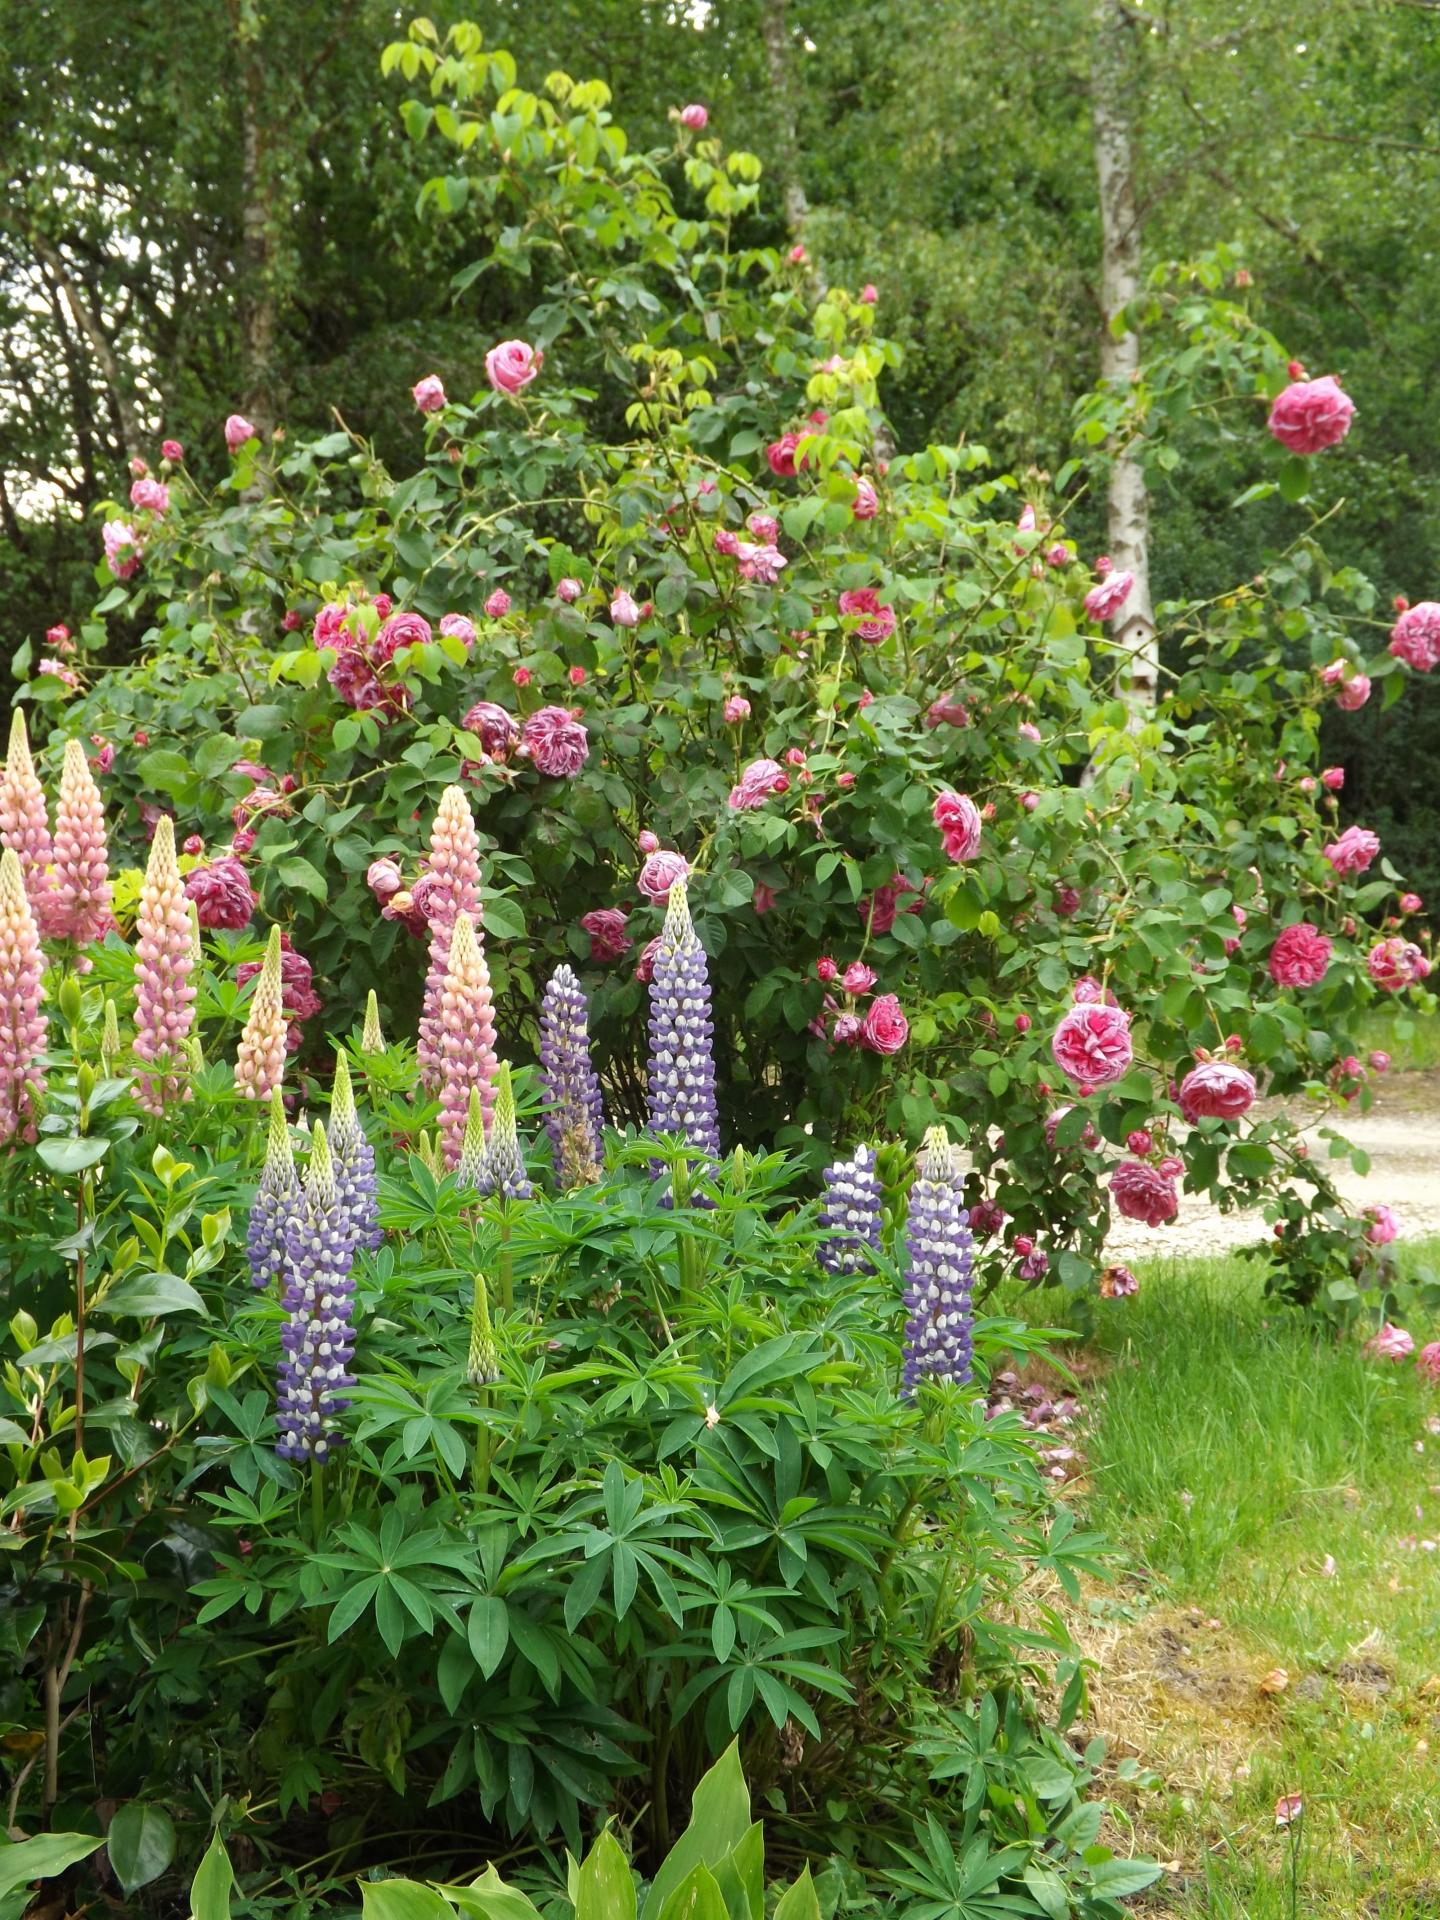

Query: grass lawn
[[1058, 1239, 1440, 1917]]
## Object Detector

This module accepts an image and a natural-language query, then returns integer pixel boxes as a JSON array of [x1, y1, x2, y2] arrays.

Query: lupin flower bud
[[0, 848, 46, 1145], [645, 878, 720, 1159], [133, 817, 196, 1115], [0, 709, 60, 936], [360, 989, 384, 1054], [276, 1122, 357, 1463], [235, 924, 287, 1099], [817, 1143, 883, 1274], [472, 1061, 532, 1200], [901, 1126, 975, 1392], [52, 737, 111, 944], [416, 1130, 443, 1178], [329, 1050, 380, 1250], [538, 964, 604, 1188], [100, 996, 120, 1071], [457, 1086, 487, 1191], [437, 911, 498, 1169], [467, 1271, 499, 1385], [417, 786, 482, 1091], [248, 1087, 300, 1290]]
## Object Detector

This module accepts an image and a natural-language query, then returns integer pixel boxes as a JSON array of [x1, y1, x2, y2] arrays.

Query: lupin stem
[[311, 1463, 326, 1541]]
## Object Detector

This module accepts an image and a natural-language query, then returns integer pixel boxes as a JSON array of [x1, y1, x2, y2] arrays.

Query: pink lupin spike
[[51, 737, 112, 946], [0, 708, 61, 937], [235, 924, 287, 1099], [437, 910, 498, 1169], [0, 847, 47, 1145], [132, 815, 197, 1115], [417, 785, 482, 1092]]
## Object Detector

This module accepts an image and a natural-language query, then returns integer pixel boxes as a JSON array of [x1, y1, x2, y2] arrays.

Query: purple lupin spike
[[645, 878, 720, 1160], [818, 1143, 883, 1274], [538, 964, 604, 1187], [276, 1123, 357, 1463], [329, 1051, 381, 1251], [248, 1088, 300, 1290], [901, 1126, 974, 1392]]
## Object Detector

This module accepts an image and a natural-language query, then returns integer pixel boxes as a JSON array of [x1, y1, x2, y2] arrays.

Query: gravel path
[[1104, 1071, 1440, 1262]]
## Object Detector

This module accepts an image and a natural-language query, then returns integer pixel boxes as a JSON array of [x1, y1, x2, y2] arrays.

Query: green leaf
[[1089, 1858, 1162, 1895], [468, 1596, 509, 1679], [361, 1885, 456, 1920], [771, 1867, 819, 1920], [107, 1802, 177, 1897], [97, 1274, 208, 1319], [0, 1832, 103, 1901], [276, 856, 328, 901], [576, 1832, 636, 1920], [641, 1742, 749, 1920], [188, 1832, 234, 1920], [36, 1136, 110, 1174], [1278, 455, 1310, 504], [449, 1865, 544, 1920]]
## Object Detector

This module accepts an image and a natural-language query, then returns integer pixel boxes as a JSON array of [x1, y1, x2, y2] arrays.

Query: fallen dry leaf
[[1259, 1667, 1290, 1695]]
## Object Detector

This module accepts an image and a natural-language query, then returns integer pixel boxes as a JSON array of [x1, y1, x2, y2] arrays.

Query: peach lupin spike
[[0, 848, 46, 1146], [51, 737, 112, 946], [235, 924, 287, 1099], [436, 910, 498, 1170], [132, 815, 197, 1115], [0, 708, 60, 937], [417, 785, 482, 1092]]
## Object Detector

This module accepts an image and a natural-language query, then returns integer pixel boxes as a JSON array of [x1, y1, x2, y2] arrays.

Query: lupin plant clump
[[132, 815, 196, 1115], [248, 1088, 300, 1291], [473, 1061, 533, 1201], [0, 847, 46, 1145], [329, 1050, 381, 1250], [234, 924, 287, 1099]]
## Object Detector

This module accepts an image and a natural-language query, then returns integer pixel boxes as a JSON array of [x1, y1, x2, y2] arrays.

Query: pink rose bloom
[[1365, 1320, 1412, 1357], [412, 374, 446, 413], [723, 695, 751, 724], [1388, 601, 1440, 672], [1416, 1342, 1440, 1384], [556, 577, 584, 603], [633, 933, 662, 982], [483, 589, 512, 620], [787, 243, 807, 265], [679, 103, 709, 129], [373, 610, 433, 664], [581, 907, 632, 964], [1365, 1206, 1400, 1247], [1110, 1159, 1179, 1228], [1401, 891, 1424, 912], [816, 956, 838, 983], [486, 339, 542, 395], [90, 736, 114, 775], [367, 857, 403, 902], [1323, 824, 1380, 877], [37, 660, 78, 688], [1319, 659, 1346, 686], [1046, 544, 1070, 568], [437, 613, 476, 650], [182, 834, 204, 856], [185, 855, 255, 932], [842, 961, 877, 995], [1084, 570, 1135, 622], [520, 705, 589, 778], [1320, 766, 1344, 791], [753, 884, 776, 914], [925, 693, 970, 730], [161, 439, 183, 461], [1370, 1050, 1392, 1072], [728, 757, 789, 810], [837, 587, 896, 644], [832, 1012, 862, 1046], [1269, 922, 1332, 989], [860, 993, 908, 1054], [859, 283, 878, 305], [933, 790, 982, 863], [1335, 674, 1371, 711], [130, 477, 170, 513], [714, 528, 741, 558], [45, 624, 72, 650], [737, 541, 787, 585], [102, 519, 142, 579], [746, 512, 780, 543], [224, 413, 257, 450], [852, 476, 879, 520], [610, 590, 640, 628], [766, 433, 801, 478], [1267, 375, 1355, 454], [1045, 1106, 1099, 1151], [638, 849, 689, 903], [1051, 1001, 1133, 1089], [461, 702, 520, 759], [637, 830, 660, 855], [1178, 1060, 1258, 1122], [1018, 721, 1041, 744], [1017, 503, 1037, 533], [513, 666, 531, 687], [231, 827, 256, 855], [1367, 938, 1431, 992]]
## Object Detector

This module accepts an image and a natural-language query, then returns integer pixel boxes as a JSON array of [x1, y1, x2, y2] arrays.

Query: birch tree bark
[[761, 0, 809, 243], [1091, 0, 1156, 704]]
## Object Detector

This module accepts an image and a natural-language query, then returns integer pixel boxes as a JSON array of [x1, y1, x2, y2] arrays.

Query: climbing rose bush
[[16, 21, 1435, 1317]]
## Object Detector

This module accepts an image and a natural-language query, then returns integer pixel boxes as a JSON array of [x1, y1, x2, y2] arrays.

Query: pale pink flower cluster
[[132, 816, 196, 1114], [417, 786, 483, 1092], [0, 849, 46, 1145], [728, 758, 789, 810], [437, 911, 499, 1168], [51, 738, 112, 944], [1389, 601, 1440, 672], [1368, 938, 1431, 992]]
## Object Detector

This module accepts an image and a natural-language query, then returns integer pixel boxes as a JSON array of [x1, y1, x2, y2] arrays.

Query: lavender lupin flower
[[646, 877, 720, 1160], [276, 1122, 357, 1463], [539, 964, 604, 1188], [818, 1143, 883, 1274], [248, 1088, 300, 1291], [329, 1050, 381, 1251], [900, 1126, 975, 1392], [473, 1062, 533, 1200]]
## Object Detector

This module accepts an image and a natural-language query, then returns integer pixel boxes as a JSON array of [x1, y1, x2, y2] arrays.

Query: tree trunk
[[29, 230, 142, 466], [761, 0, 809, 242], [235, 22, 278, 441], [1091, 0, 1155, 704]]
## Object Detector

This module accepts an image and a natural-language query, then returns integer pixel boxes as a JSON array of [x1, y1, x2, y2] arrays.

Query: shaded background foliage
[[3, 0, 1438, 885]]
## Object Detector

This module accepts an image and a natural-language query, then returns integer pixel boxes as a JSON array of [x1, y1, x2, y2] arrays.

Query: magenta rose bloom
[[1051, 1001, 1133, 1089], [184, 855, 255, 931], [485, 339, 542, 395], [1110, 1159, 1179, 1228], [412, 374, 446, 413], [1084, 570, 1135, 622], [373, 610, 432, 665], [1416, 1341, 1440, 1383], [925, 693, 970, 729], [723, 695, 751, 724], [736, 541, 787, 585], [1323, 824, 1380, 878], [1367, 937, 1432, 992], [1334, 674, 1371, 711], [837, 587, 896, 644], [860, 994, 908, 1055], [439, 613, 476, 650], [728, 758, 789, 811], [462, 701, 520, 759], [765, 433, 801, 478], [224, 413, 257, 451], [580, 907, 631, 964], [484, 589, 511, 619], [679, 102, 708, 129], [1365, 1205, 1400, 1247], [102, 519, 142, 580], [1178, 1060, 1258, 1122], [130, 477, 170, 513], [1267, 375, 1355, 454], [842, 961, 877, 995], [161, 439, 183, 462], [637, 849, 689, 903], [633, 933, 662, 983], [1268, 921, 1332, 989], [933, 790, 982, 863], [1388, 601, 1440, 672], [852, 475, 879, 520], [1366, 1320, 1412, 1357], [521, 705, 589, 778]]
